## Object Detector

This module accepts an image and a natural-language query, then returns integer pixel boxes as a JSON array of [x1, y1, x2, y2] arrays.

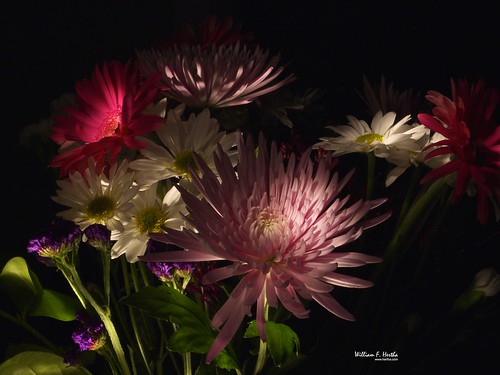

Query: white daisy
[[313, 111, 420, 158], [385, 129, 451, 187], [129, 104, 238, 187], [52, 159, 138, 232], [111, 183, 187, 263]]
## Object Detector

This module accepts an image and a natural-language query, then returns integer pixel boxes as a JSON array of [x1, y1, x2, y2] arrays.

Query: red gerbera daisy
[[49, 60, 163, 176], [417, 78, 500, 224]]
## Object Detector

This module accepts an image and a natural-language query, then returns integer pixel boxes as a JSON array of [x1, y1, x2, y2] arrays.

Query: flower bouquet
[[1, 14, 499, 375]]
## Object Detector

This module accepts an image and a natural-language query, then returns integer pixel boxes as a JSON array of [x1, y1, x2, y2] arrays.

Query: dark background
[[4, 0, 499, 255], [2, 0, 499, 373]]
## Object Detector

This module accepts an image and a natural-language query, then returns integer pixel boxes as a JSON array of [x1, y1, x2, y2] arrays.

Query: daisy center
[[355, 133, 384, 144], [172, 150, 199, 178], [96, 106, 122, 141], [86, 196, 116, 223], [135, 206, 167, 234]]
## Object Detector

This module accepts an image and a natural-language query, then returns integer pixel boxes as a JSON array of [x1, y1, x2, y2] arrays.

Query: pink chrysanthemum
[[143, 133, 390, 363], [418, 78, 500, 224], [49, 60, 164, 177], [136, 42, 295, 108]]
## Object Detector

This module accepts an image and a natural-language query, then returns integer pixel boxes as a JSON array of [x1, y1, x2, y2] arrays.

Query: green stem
[[58, 266, 88, 310], [101, 248, 111, 307], [394, 165, 423, 229], [365, 152, 376, 200], [182, 352, 192, 375], [253, 296, 269, 375], [382, 177, 449, 262], [0, 310, 62, 355], [128, 262, 153, 375], [59, 260, 131, 375]]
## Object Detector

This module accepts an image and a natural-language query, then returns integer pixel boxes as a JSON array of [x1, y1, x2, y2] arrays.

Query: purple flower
[[27, 217, 81, 261], [83, 224, 111, 250], [71, 311, 106, 352]]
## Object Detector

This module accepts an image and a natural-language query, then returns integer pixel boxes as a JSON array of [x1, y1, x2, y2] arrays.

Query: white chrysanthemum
[[129, 104, 238, 187], [111, 183, 187, 263], [52, 160, 138, 232], [313, 111, 422, 158]]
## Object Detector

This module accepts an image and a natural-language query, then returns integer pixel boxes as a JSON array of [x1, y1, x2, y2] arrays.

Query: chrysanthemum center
[[86, 196, 116, 223], [96, 106, 122, 141], [355, 133, 384, 144], [135, 206, 167, 234], [172, 150, 199, 178], [255, 208, 289, 240]]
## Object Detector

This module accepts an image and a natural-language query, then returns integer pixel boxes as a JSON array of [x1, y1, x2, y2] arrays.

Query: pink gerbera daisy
[[143, 133, 390, 363], [418, 78, 500, 224], [49, 60, 164, 177]]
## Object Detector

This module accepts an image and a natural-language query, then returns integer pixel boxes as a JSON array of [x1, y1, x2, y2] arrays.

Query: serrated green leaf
[[30, 288, 81, 321], [0, 351, 89, 374], [266, 321, 300, 367], [243, 320, 258, 338], [0, 257, 41, 315], [212, 349, 240, 371]]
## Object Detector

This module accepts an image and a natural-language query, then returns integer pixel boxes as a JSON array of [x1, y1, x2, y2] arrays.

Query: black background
[[4, 0, 499, 254], [2, 0, 499, 373]]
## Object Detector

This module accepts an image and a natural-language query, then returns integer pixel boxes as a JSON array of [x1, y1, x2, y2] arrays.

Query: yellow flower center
[[86, 196, 116, 223], [96, 106, 122, 141], [135, 206, 167, 234], [355, 133, 384, 144], [172, 150, 199, 178]]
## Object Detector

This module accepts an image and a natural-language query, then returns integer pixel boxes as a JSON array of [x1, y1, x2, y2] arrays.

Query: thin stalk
[[0, 309, 62, 355], [58, 266, 88, 310], [120, 257, 153, 375], [394, 165, 422, 229], [101, 248, 111, 307], [182, 352, 192, 375], [59, 260, 131, 375], [382, 177, 449, 262], [253, 296, 269, 375], [365, 152, 376, 200]]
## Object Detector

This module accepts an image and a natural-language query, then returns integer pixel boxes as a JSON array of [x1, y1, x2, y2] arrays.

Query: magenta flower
[[418, 78, 500, 224], [142, 133, 389, 363], [49, 60, 163, 177]]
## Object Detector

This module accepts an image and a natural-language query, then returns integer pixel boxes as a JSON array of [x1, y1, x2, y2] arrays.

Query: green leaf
[[266, 321, 300, 367], [212, 350, 240, 371], [244, 320, 300, 367], [168, 327, 214, 353], [31, 288, 81, 321], [243, 320, 258, 338], [0, 351, 89, 374], [122, 286, 241, 371], [121, 285, 212, 330], [0, 257, 41, 315]]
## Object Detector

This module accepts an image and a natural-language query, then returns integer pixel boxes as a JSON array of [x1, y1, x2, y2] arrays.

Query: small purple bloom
[[71, 311, 106, 351], [84, 224, 111, 249], [27, 217, 81, 260]]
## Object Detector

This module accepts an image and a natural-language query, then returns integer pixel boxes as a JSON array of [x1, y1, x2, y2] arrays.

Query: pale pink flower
[[143, 133, 390, 363], [136, 42, 295, 108]]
